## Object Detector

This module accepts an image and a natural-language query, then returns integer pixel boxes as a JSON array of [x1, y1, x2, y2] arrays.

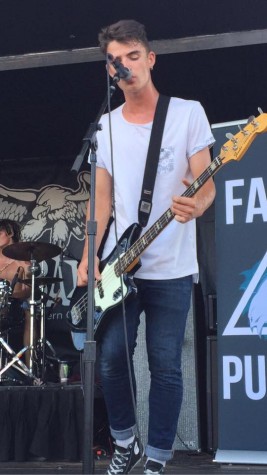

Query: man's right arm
[[77, 167, 112, 286]]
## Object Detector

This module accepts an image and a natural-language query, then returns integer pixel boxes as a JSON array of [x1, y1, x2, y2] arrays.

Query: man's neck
[[122, 86, 159, 124]]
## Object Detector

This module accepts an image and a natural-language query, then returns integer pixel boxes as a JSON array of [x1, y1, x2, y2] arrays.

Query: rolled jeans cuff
[[145, 444, 173, 462], [110, 424, 137, 441]]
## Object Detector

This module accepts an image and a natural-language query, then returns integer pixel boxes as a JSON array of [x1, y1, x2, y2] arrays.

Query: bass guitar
[[68, 110, 267, 340]]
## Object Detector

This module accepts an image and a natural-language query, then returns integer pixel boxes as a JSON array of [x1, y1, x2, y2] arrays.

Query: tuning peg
[[237, 124, 249, 135], [247, 115, 255, 123], [226, 132, 237, 142], [225, 132, 239, 150], [258, 107, 264, 114]]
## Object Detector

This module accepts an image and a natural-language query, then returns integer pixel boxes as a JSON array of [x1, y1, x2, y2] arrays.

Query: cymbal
[[22, 276, 63, 286], [2, 241, 61, 262]]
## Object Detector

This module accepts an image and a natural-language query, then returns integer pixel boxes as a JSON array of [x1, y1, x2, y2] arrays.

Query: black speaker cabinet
[[206, 335, 218, 453], [207, 294, 217, 333]]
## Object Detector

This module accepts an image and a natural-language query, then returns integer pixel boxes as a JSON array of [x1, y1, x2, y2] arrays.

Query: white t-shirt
[[95, 97, 215, 280]]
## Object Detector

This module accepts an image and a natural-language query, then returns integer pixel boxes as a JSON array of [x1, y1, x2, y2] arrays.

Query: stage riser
[[0, 385, 110, 462]]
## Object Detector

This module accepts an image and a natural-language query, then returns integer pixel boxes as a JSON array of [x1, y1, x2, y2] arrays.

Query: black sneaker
[[106, 436, 143, 474], [144, 460, 165, 474]]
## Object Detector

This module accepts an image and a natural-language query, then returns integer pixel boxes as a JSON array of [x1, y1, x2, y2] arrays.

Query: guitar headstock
[[219, 109, 267, 165]]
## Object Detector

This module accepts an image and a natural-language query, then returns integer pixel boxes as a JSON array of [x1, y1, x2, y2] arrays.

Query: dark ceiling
[[0, 0, 267, 163], [1, 0, 266, 56]]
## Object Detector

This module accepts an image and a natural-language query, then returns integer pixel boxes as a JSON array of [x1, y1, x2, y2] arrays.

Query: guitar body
[[68, 222, 142, 340]]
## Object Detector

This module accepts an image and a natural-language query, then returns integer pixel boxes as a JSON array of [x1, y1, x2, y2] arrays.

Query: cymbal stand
[[35, 286, 57, 380], [39, 286, 46, 380], [36, 286, 48, 379], [28, 254, 39, 375]]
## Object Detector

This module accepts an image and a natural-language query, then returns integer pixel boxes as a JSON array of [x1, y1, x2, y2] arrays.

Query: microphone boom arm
[[71, 75, 119, 173]]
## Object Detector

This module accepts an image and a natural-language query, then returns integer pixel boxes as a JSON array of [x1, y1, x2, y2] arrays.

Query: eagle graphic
[[0, 171, 90, 251]]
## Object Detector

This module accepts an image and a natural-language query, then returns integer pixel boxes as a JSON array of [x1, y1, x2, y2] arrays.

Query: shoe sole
[[128, 453, 143, 474]]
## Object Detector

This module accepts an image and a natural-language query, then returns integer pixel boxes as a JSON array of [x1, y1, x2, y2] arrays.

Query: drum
[[0, 279, 23, 332], [0, 279, 12, 327]]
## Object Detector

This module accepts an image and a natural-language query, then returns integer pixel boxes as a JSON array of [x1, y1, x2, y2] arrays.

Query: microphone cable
[[105, 60, 143, 447]]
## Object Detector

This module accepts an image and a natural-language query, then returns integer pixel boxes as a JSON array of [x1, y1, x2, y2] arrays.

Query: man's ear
[[148, 51, 156, 70]]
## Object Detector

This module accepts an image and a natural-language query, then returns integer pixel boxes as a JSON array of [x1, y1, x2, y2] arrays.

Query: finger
[[174, 214, 186, 223], [182, 178, 191, 187], [77, 276, 87, 287]]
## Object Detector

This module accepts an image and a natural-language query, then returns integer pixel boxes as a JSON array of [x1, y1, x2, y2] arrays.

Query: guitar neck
[[118, 154, 223, 274]]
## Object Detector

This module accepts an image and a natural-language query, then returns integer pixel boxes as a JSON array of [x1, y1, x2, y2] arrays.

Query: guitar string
[[117, 160, 219, 272], [110, 159, 221, 280]]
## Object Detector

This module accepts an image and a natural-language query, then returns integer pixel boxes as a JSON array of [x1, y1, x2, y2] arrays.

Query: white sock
[[147, 457, 166, 467], [116, 435, 135, 448]]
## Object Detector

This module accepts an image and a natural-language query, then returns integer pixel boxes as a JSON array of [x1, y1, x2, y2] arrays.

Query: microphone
[[10, 267, 21, 293], [107, 54, 132, 82]]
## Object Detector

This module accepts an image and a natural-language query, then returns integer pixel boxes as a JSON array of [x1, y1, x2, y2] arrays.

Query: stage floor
[[1, 385, 266, 474], [0, 452, 267, 474]]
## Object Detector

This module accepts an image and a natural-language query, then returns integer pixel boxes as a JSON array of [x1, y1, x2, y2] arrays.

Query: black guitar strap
[[138, 94, 170, 228]]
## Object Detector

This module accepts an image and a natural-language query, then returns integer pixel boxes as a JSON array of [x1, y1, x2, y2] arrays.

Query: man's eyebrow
[[114, 49, 141, 61], [127, 49, 141, 55]]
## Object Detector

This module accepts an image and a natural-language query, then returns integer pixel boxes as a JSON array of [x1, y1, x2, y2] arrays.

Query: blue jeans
[[98, 275, 192, 461]]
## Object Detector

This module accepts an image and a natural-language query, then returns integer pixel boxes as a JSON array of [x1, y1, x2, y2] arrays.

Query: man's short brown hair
[[98, 19, 150, 55]]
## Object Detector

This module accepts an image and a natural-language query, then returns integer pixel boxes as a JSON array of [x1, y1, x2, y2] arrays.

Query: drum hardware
[[0, 336, 39, 383], [20, 278, 62, 380], [21, 279, 62, 380], [0, 278, 28, 384], [21, 276, 63, 286], [34, 285, 59, 380], [2, 241, 61, 378], [27, 256, 40, 375], [0, 279, 13, 332], [23, 277, 63, 381], [0, 279, 12, 311]]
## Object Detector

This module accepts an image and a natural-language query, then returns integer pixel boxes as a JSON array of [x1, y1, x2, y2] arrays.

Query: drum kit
[[0, 241, 63, 385]]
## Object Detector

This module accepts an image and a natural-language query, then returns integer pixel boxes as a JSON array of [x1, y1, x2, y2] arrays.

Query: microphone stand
[[72, 75, 120, 475]]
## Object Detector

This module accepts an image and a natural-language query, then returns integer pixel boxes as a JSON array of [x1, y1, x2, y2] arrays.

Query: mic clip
[[10, 267, 21, 293]]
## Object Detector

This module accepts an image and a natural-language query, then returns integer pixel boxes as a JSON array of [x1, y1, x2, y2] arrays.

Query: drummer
[[0, 219, 31, 366]]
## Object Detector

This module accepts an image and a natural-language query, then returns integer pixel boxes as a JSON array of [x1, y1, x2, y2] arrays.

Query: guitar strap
[[138, 94, 170, 228]]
